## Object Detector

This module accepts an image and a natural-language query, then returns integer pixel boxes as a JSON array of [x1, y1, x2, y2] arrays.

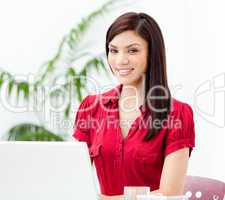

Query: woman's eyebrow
[[108, 43, 141, 48]]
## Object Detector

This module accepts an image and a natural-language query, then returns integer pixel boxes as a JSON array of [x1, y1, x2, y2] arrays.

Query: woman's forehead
[[109, 31, 148, 48]]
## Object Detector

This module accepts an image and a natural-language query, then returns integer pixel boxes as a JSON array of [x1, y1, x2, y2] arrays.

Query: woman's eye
[[109, 49, 118, 53], [128, 49, 138, 53]]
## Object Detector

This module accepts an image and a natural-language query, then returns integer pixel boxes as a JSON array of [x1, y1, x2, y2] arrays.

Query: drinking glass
[[124, 186, 150, 200]]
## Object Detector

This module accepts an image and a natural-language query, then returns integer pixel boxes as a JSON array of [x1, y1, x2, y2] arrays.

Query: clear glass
[[166, 196, 189, 200], [124, 186, 151, 200]]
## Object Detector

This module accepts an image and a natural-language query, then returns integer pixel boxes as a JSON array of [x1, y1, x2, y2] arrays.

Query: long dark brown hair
[[105, 12, 172, 141]]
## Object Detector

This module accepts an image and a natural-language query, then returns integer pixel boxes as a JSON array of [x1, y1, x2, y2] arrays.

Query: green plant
[[1, 0, 116, 106], [0, 0, 126, 141], [7, 123, 64, 141]]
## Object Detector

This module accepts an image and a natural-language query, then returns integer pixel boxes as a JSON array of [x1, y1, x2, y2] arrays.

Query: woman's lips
[[117, 68, 134, 76]]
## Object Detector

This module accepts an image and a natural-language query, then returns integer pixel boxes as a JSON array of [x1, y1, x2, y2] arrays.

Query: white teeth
[[118, 69, 133, 75]]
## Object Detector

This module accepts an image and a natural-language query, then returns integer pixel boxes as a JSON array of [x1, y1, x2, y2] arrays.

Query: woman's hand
[[98, 194, 124, 200]]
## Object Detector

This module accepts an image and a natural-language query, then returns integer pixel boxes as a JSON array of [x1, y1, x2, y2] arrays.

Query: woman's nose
[[116, 53, 129, 65]]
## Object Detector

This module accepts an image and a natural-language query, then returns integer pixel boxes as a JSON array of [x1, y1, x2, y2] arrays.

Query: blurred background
[[0, 0, 224, 183]]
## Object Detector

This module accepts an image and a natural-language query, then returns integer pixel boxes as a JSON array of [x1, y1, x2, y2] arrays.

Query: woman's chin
[[118, 78, 133, 85], [117, 79, 138, 86]]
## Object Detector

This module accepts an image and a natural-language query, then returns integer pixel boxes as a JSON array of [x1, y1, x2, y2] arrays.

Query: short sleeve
[[72, 95, 92, 148], [164, 103, 195, 157]]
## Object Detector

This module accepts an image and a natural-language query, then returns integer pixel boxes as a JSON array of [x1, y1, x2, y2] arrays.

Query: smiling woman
[[73, 12, 195, 199], [107, 31, 148, 85]]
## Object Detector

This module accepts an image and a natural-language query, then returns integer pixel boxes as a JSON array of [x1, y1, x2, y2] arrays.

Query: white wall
[[0, 0, 224, 183]]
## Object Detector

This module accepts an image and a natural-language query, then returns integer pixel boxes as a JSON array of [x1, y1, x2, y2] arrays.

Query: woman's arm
[[154, 147, 189, 196]]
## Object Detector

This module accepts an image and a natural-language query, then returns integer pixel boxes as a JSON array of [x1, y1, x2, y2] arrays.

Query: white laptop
[[0, 141, 99, 200]]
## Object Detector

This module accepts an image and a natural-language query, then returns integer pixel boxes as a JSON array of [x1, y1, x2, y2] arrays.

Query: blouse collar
[[101, 83, 150, 115]]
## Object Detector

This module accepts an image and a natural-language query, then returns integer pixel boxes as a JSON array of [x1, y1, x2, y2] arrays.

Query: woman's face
[[108, 30, 148, 87]]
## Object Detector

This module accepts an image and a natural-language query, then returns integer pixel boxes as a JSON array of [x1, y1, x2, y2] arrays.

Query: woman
[[73, 12, 195, 199]]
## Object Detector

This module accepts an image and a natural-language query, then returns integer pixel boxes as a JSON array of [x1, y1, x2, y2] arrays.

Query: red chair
[[184, 176, 225, 200]]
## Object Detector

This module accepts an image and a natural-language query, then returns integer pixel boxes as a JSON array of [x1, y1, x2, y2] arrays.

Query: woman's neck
[[120, 79, 146, 109]]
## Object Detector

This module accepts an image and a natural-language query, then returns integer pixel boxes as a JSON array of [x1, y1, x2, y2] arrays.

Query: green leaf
[[8, 79, 14, 96], [74, 77, 82, 102], [67, 67, 77, 77], [67, 0, 116, 50], [64, 103, 71, 118], [97, 58, 108, 73], [84, 57, 107, 73], [7, 123, 64, 141], [17, 82, 29, 100], [80, 68, 87, 77], [47, 60, 55, 72], [0, 77, 3, 89]]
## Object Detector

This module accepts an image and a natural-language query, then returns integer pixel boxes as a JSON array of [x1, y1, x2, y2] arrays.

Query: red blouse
[[73, 84, 195, 195]]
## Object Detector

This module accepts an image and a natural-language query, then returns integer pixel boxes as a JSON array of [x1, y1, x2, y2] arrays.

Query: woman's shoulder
[[79, 85, 119, 111], [170, 97, 194, 119], [164, 98, 195, 157]]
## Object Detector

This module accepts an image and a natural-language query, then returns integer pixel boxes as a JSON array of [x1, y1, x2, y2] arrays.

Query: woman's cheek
[[109, 60, 118, 72]]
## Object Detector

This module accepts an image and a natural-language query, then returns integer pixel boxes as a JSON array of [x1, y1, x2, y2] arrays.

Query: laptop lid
[[0, 141, 98, 200]]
